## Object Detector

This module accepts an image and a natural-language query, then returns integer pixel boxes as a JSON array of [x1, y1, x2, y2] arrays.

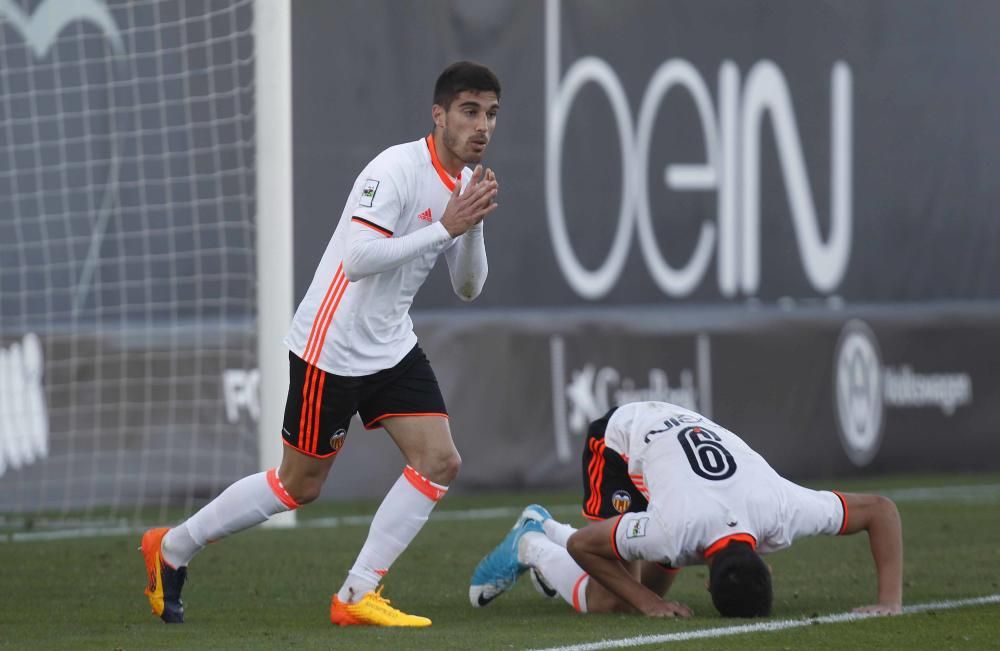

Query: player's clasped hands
[[440, 164, 499, 237]]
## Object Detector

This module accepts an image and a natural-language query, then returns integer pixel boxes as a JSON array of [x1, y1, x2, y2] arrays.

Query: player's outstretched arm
[[840, 492, 903, 615], [567, 519, 692, 619]]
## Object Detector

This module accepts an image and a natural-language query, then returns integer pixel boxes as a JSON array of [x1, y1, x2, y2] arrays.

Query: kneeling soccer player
[[470, 401, 903, 618]]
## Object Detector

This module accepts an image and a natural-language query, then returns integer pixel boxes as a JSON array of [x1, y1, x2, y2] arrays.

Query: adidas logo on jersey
[[417, 208, 432, 222]]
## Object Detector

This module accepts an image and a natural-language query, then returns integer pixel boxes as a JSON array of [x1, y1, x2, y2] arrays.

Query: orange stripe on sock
[[403, 465, 448, 501], [266, 468, 300, 510], [571, 573, 588, 612]]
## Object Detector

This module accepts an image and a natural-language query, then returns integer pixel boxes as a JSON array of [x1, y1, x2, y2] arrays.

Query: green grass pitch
[[2, 473, 999, 650]]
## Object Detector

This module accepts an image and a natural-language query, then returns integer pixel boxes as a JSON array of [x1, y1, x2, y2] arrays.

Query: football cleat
[[517, 506, 558, 598], [516, 504, 552, 529], [529, 567, 559, 598], [141, 527, 187, 623], [469, 515, 545, 607], [329, 586, 432, 627]]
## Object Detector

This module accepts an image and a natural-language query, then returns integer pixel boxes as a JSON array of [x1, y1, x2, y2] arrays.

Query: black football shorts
[[581, 406, 649, 519], [281, 344, 447, 458]]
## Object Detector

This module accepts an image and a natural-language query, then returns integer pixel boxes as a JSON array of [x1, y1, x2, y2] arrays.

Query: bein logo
[[0, 334, 49, 477], [545, 0, 852, 299]]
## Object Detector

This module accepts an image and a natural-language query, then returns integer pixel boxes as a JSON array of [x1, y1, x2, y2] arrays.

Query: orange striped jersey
[[604, 402, 847, 567], [285, 135, 473, 375]]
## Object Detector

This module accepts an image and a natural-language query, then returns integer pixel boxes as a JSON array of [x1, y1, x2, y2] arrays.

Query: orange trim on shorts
[[704, 533, 758, 559], [571, 573, 588, 612], [280, 438, 341, 460], [425, 134, 461, 192], [580, 511, 603, 521], [403, 465, 448, 501], [266, 468, 300, 509], [610, 514, 625, 560], [832, 490, 850, 535], [363, 412, 449, 430], [351, 216, 393, 237]]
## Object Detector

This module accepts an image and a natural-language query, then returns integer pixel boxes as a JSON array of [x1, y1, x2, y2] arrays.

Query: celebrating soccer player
[[142, 61, 501, 627]]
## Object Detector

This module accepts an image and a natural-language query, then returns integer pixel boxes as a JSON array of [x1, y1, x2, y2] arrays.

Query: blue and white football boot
[[517, 505, 559, 598], [469, 508, 547, 607], [516, 504, 552, 528]]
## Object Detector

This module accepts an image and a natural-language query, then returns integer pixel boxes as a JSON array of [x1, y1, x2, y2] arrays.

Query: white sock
[[519, 532, 590, 612], [542, 518, 577, 548], [161, 468, 298, 568], [336, 465, 446, 603]]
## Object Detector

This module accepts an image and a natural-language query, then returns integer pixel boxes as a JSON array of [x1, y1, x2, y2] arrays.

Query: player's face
[[437, 90, 499, 165]]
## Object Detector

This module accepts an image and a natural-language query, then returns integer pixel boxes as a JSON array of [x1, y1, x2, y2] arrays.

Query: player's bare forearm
[[640, 562, 679, 597], [567, 522, 692, 618], [841, 492, 903, 614]]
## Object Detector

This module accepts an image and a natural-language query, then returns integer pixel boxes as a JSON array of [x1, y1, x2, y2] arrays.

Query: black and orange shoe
[[140, 527, 187, 623]]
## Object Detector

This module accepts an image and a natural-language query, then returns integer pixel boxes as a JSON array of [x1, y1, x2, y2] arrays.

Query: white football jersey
[[285, 135, 469, 375], [605, 402, 846, 567]]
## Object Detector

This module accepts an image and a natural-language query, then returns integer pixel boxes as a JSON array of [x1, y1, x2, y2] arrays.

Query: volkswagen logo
[[833, 320, 884, 466]]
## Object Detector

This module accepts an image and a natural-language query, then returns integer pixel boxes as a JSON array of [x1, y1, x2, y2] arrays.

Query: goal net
[[0, 0, 260, 535]]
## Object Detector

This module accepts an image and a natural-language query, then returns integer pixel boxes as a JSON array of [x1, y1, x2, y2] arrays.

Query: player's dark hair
[[708, 541, 773, 618], [433, 61, 501, 109]]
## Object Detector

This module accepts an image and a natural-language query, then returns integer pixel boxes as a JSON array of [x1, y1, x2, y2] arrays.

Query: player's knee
[[415, 449, 461, 485], [283, 476, 324, 505], [441, 450, 461, 483], [566, 531, 584, 562], [430, 450, 462, 484]]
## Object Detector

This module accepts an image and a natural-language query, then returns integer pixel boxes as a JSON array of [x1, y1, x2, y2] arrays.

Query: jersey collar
[[425, 134, 461, 192], [703, 533, 758, 560]]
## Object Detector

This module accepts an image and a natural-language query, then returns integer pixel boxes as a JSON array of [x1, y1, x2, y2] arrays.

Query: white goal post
[[253, 0, 295, 527]]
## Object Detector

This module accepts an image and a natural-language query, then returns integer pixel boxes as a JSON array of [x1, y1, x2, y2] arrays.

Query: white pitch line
[[525, 594, 1000, 651]]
